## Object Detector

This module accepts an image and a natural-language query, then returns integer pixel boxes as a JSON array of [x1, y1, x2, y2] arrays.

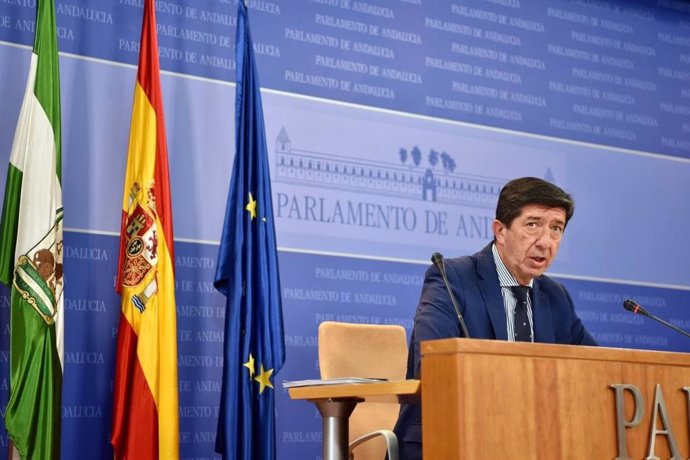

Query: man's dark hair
[[495, 177, 575, 227]]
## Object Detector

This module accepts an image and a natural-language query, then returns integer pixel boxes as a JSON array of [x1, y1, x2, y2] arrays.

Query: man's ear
[[492, 219, 505, 244]]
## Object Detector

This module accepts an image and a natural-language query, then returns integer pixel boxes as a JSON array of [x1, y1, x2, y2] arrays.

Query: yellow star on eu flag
[[245, 192, 257, 220], [243, 353, 255, 378], [254, 364, 274, 394]]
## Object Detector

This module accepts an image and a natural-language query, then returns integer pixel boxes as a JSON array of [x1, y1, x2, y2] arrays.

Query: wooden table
[[288, 379, 420, 460]]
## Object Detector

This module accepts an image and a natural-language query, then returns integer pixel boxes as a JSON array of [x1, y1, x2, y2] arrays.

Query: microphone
[[431, 252, 470, 338], [623, 299, 690, 339]]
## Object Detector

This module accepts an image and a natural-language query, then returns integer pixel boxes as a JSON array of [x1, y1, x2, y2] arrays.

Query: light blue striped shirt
[[491, 243, 534, 342]]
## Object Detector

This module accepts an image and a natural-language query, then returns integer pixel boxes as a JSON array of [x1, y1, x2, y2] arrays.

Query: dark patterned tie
[[512, 286, 532, 342]]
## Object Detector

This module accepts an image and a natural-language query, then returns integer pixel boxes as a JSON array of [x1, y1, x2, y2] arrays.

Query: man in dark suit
[[394, 177, 597, 460]]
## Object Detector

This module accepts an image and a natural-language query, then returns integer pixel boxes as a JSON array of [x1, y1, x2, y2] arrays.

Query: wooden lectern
[[421, 339, 690, 459]]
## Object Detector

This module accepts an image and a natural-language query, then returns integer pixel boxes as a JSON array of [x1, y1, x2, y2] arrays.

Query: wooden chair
[[318, 321, 408, 460]]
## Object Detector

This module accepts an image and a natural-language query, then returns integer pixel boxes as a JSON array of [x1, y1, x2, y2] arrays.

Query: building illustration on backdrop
[[274, 127, 506, 209]]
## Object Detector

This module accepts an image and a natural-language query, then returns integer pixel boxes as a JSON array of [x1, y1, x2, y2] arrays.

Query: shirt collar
[[491, 243, 534, 289]]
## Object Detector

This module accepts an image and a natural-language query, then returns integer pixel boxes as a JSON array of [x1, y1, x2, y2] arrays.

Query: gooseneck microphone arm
[[431, 252, 471, 338], [623, 299, 690, 340]]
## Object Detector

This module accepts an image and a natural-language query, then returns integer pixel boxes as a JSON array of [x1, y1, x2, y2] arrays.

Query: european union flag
[[214, 2, 285, 459]]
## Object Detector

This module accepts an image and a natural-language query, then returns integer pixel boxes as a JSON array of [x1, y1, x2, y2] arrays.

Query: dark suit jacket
[[393, 244, 597, 460]]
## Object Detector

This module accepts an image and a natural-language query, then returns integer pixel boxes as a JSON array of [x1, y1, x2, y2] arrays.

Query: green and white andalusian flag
[[0, 0, 63, 458]]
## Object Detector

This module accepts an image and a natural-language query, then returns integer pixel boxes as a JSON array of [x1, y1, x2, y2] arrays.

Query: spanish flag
[[110, 0, 179, 458]]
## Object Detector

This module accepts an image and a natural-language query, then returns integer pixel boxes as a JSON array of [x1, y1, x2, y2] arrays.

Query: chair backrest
[[318, 321, 408, 459]]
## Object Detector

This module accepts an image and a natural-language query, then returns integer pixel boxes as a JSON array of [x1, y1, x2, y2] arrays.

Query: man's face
[[492, 204, 567, 285]]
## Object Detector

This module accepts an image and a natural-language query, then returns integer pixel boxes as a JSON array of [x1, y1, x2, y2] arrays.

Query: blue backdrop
[[1, 1, 689, 458]]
